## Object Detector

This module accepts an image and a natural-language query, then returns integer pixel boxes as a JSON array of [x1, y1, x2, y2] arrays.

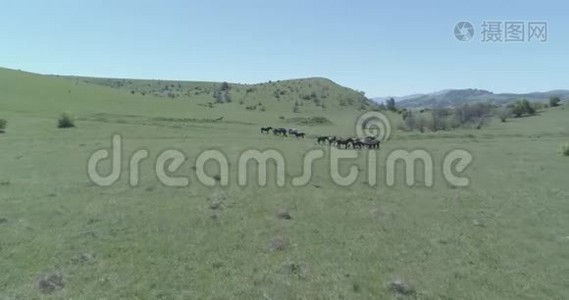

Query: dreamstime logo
[[355, 111, 391, 141], [86, 112, 474, 189]]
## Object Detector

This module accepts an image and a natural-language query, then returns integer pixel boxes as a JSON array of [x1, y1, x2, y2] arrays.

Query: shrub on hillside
[[562, 142, 569, 157], [286, 116, 333, 126], [550, 96, 561, 107], [0, 119, 6, 133], [497, 107, 512, 122], [58, 113, 75, 128], [293, 105, 300, 113], [386, 98, 396, 112], [511, 99, 536, 118], [220, 82, 230, 91]]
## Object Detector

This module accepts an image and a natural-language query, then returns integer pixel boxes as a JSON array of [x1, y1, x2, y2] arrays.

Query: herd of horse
[[260, 126, 381, 149], [261, 127, 306, 138]]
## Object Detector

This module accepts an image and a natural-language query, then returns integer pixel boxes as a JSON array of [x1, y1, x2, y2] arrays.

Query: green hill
[[60, 73, 375, 111]]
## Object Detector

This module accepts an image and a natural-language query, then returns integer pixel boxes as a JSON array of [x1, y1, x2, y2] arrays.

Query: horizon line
[[2, 66, 567, 98]]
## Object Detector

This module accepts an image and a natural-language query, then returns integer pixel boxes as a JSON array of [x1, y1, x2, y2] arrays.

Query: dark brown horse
[[335, 138, 352, 149], [317, 136, 329, 144], [293, 132, 306, 139], [273, 128, 288, 136], [360, 137, 380, 149], [261, 127, 273, 134]]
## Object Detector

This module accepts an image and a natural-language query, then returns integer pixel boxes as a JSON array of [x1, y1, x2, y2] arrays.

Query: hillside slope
[[1, 67, 380, 136], [60, 74, 375, 112]]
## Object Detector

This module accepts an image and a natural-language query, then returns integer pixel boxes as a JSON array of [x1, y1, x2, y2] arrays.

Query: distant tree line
[[397, 97, 562, 133]]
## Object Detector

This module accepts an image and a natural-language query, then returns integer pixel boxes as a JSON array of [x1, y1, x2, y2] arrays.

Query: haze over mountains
[[373, 89, 569, 108]]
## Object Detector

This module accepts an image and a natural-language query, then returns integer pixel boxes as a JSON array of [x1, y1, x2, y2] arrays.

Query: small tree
[[523, 100, 536, 116], [293, 103, 300, 113], [404, 112, 416, 130], [512, 99, 536, 117], [562, 142, 569, 157], [0, 119, 6, 133], [220, 82, 230, 91], [498, 107, 512, 122], [416, 115, 426, 133], [550, 96, 561, 107], [431, 106, 450, 131], [58, 113, 75, 128], [224, 91, 232, 103], [386, 98, 396, 112], [213, 90, 223, 104]]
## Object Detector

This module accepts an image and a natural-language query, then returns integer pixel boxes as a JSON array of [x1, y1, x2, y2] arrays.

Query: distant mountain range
[[373, 89, 569, 108]]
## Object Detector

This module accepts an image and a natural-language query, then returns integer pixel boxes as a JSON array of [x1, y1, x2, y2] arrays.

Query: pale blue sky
[[0, 0, 567, 96]]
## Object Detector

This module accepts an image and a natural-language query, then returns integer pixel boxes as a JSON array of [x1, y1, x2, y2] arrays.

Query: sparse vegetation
[[562, 142, 569, 156], [550, 96, 561, 107], [386, 97, 396, 112], [511, 99, 537, 118], [293, 103, 300, 113], [57, 113, 75, 128], [498, 107, 512, 122], [286, 116, 332, 125]]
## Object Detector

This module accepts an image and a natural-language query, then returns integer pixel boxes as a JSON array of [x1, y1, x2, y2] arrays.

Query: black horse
[[273, 128, 288, 136], [328, 136, 337, 146], [317, 136, 329, 144], [261, 126, 273, 134], [294, 132, 306, 139], [365, 139, 381, 149], [335, 138, 352, 149], [359, 137, 380, 149], [351, 139, 364, 149]]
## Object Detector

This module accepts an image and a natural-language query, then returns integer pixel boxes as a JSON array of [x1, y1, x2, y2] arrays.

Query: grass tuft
[[561, 142, 569, 156], [58, 113, 75, 128]]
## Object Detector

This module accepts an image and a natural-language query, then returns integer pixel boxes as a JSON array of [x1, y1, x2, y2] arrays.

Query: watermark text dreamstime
[[86, 112, 474, 189]]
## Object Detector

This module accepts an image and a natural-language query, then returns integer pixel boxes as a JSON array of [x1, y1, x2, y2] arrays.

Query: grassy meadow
[[1, 67, 569, 299]]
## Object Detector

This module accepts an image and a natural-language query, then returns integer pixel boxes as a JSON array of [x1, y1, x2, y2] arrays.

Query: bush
[[512, 99, 536, 118], [286, 116, 333, 126], [58, 113, 75, 128], [562, 142, 569, 157], [386, 98, 396, 112], [497, 107, 512, 122], [220, 82, 230, 91], [550, 96, 561, 107], [0, 119, 6, 133]]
